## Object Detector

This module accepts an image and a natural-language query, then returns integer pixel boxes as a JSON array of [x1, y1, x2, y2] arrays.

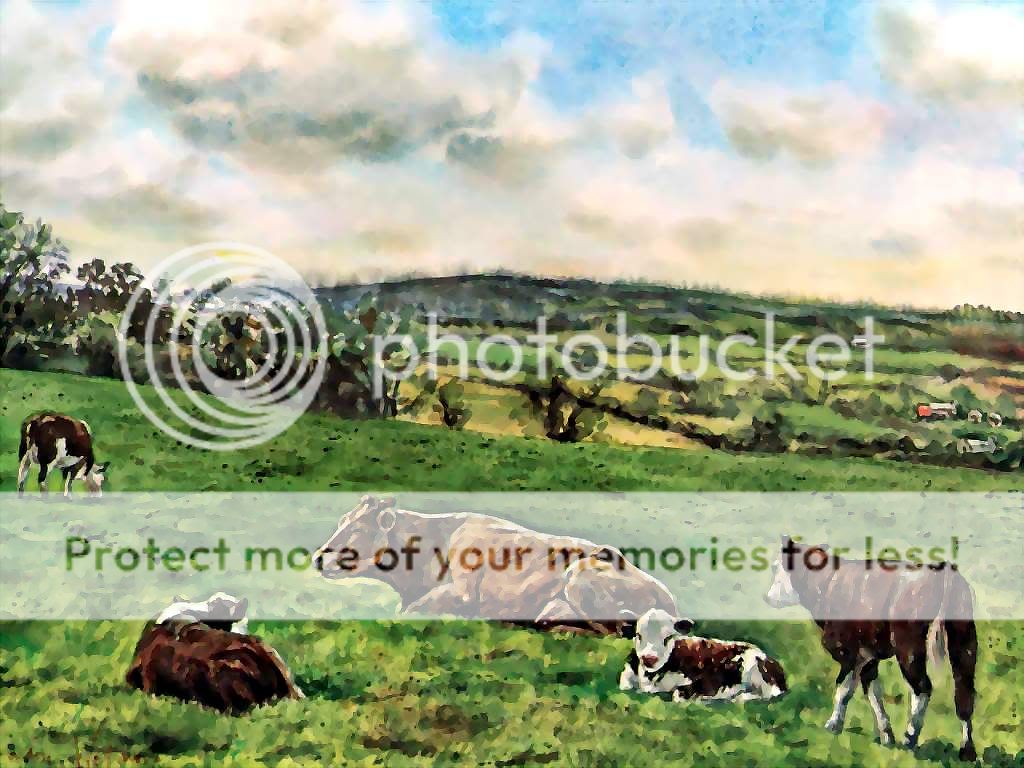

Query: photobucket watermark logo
[[118, 243, 327, 450], [371, 313, 883, 397]]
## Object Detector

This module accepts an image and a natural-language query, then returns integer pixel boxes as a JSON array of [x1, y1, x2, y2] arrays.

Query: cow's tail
[[19, 419, 31, 459], [927, 565, 975, 667], [926, 616, 946, 666], [927, 566, 953, 665], [926, 566, 977, 759]]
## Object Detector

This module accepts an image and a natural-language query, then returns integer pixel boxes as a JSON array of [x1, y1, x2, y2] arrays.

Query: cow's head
[[621, 608, 694, 672], [313, 495, 398, 579], [84, 462, 109, 496], [764, 536, 826, 609], [203, 591, 249, 624]]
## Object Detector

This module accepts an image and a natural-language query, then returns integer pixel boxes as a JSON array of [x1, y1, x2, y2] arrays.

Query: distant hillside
[[315, 273, 1023, 334]]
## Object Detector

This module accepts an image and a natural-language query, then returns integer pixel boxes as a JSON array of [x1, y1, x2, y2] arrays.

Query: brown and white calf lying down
[[18, 412, 108, 497], [619, 609, 787, 702], [127, 593, 303, 714]]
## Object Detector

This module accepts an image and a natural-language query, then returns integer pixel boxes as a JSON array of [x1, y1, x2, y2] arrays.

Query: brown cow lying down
[[619, 609, 787, 702], [127, 594, 303, 714]]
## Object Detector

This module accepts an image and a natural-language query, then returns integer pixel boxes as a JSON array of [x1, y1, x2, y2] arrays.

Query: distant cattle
[[18, 412, 108, 497], [313, 495, 678, 632], [967, 409, 983, 424], [619, 609, 787, 702], [127, 593, 303, 714], [765, 537, 976, 761], [987, 412, 1003, 428]]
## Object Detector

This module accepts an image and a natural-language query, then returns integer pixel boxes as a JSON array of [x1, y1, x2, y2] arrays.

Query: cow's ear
[[360, 494, 375, 505], [673, 618, 695, 634], [377, 506, 397, 532], [618, 609, 638, 638], [379, 496, 397, 509], [591, 546, 623, 567]]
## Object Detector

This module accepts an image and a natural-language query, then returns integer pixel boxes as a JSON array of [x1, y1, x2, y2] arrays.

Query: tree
[[318, 295, 423, 418], [76, 258, 144, 314], [433, 379, 472, 429], [0, 204, 71, 364], [514, 373, 609, 443]]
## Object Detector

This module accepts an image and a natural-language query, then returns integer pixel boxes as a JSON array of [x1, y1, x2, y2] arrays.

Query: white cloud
[[709, 81, 886, 166], [3, 0, 1022, 310], [875, 2, 1024, 105], [0, 0, 111, 159], [596, 72, 676, 159], [108, 0, 544, 173]]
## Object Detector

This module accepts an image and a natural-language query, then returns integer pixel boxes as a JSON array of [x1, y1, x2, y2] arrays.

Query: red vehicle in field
[[916, 402, 958, 421]]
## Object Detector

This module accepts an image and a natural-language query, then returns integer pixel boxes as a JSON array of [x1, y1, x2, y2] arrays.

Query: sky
[[1, 0, 1022, 309]]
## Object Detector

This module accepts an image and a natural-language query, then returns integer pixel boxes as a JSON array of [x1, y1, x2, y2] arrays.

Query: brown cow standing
[[18, 412, 108, 497], [127, 620, 304, 714], [765, 537, 976, 761]]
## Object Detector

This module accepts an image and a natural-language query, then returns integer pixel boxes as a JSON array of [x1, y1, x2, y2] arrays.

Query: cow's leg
[[35, 444, 56, 495], [619, 663, 639, 691], [17, 452, 32, 496], [402, 582, 473, 617], [860, 658, 895, 746], [825, 658, 861, 733], [895, 628, 932, 750], [62, 459, 87, 499], [946, 620, 977, 762], [37, 464, 51, 495], [533, 597, 606, 634]]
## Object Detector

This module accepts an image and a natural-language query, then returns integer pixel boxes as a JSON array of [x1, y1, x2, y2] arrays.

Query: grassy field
[[1, 368, 1022, 767], [4, 620, 1022, 767], [2, 368, 1020, 492]]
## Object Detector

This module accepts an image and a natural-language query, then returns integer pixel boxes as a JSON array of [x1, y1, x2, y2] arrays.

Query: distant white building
[[957, 437, 997, 455]]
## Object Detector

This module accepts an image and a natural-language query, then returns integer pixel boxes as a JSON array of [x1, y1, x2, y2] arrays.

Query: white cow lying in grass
[[313, 495, 679, 633]]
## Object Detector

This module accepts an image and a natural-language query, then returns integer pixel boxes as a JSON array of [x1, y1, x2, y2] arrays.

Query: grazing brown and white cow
[[18, 412, 108, 497], [313, 495, 678, 632], [619, 608, 787, 702], [127, 593, 303, 714], [765, 537, 977, 761]]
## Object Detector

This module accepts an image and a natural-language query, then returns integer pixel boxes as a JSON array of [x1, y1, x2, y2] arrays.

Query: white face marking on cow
[[764, 557, 800, 608], [157, 592, 249, 629], [633, 608, 693, 671], [84, 463, 107, 496]]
